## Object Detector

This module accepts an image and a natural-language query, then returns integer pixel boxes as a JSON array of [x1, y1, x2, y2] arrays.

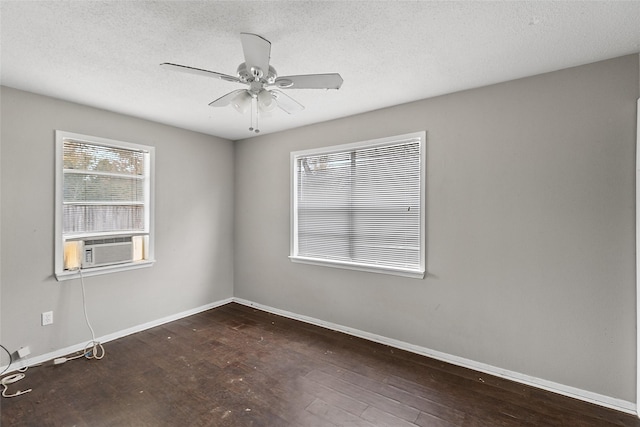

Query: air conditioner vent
[[82, 236, 133, 268]]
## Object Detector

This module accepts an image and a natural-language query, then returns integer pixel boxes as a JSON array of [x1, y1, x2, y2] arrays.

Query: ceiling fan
[[161, 33, 343, 133]]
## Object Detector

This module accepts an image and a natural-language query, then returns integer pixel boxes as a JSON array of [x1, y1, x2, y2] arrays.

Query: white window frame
[[290, 131, 426, 279], [55, 131, 155, 281]]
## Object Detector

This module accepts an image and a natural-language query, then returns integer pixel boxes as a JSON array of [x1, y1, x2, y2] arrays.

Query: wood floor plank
[[1, 302, 637, 426], [306, 398, 375, 427], [414, 411, 461, 427], [361, 406, 420, 427], [305, 369, 421, 422], [297, 375, 369, 417]]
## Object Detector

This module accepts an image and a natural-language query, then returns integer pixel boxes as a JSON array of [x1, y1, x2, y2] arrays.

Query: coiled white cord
[[1, 373, 31, 398]]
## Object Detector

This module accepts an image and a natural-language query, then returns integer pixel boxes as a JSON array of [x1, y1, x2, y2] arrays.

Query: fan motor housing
[[237, 63, 277, 85]]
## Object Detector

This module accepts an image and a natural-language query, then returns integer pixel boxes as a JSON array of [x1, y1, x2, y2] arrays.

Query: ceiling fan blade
[[270, 89, 305, 114], [161, 63, 240, 83], [240, 33, 271, 76], [273, 73, 343, 90], [208, 89, 246, 107]]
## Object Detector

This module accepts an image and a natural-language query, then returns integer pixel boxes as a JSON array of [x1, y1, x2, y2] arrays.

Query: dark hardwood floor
[[1, 302, 638, 426]]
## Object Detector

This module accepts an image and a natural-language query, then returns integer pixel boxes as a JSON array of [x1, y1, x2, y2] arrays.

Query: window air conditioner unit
[[82, 236, 133, 268]]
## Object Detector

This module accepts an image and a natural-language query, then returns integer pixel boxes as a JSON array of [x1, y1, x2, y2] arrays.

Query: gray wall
[[0, 87, 234, 359], [234, 54, 639, 401], [1, 54, 637, 403]]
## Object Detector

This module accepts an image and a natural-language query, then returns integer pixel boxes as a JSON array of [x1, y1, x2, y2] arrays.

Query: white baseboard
[[2, 297, 233, 374], [4, 296, 635, 417], [232, 297, 637, 417]]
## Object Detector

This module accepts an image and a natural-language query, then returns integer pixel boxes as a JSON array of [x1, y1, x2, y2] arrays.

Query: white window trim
[[55, 259, 155, 281], [289, 256, 425, 279], [290, 131, 426, 279], [54, 131, 156, 281]]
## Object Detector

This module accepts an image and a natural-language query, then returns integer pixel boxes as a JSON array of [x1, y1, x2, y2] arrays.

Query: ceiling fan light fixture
[[231, 91, 252, 114], [257, 89, 276, 112]]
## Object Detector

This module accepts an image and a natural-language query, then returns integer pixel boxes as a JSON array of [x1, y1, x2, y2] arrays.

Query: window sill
[[289, 256, 425, 279], [55, 259, 155, 282]]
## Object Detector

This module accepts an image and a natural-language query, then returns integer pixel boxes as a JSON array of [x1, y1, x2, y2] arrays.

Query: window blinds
[[62, 140, 146, 235], [294, 137, 422, 271]]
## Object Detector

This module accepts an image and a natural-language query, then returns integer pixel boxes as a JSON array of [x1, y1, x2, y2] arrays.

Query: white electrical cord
[[1, 373, 32, 398], [51, 269, 106, 366], [78, 269, 105, 360], [0, 268, 106, 398]]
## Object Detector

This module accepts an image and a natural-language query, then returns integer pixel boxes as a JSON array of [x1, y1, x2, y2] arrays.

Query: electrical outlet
[[42, 311, 53, 326]]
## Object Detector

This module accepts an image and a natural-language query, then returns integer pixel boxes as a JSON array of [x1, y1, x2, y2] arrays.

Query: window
[[290, 132, 425, 278], [55, 131, 155, 280]]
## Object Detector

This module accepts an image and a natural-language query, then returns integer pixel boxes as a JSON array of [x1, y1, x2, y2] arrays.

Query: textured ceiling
[[1, 1, 639, 141]]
